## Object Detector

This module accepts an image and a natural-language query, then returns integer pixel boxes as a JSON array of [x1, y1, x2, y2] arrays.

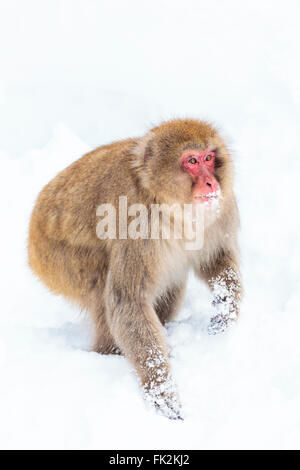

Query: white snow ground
[[1, 0, 300, 450]]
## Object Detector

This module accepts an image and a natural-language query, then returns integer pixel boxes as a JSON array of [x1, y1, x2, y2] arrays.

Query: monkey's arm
[[197, 248, 242, 335], [104, 241, 182, 419]]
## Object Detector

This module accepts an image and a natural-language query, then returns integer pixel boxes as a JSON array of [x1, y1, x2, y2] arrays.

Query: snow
[[1, 0, 300, 450]]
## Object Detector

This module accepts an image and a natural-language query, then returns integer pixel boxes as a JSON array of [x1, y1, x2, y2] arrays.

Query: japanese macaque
[[28, 119, 242, 420]]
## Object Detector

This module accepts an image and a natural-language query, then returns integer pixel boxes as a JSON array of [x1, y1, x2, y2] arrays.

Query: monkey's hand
[[143, 376, 183, 421], [207, 268, 241, 335], [208, 296, 237, 335]]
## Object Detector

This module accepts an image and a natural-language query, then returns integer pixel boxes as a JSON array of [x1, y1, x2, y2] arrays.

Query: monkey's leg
[[92, 318, 122, 355], [105, 281, 182, 420], [88, 296, 121, 355], [154, 282, 186, 325], [197, 250, 242, 335]]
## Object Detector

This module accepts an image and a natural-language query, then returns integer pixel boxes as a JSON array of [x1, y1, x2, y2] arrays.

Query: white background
[[0, 0, 300, 449]]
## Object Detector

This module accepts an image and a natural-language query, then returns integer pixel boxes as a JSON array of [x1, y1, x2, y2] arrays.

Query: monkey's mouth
[[193, 190, 221, 204]]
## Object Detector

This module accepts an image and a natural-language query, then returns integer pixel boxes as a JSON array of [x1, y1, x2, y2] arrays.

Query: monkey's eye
[[205, 153, 213, 162], [188, 157, 197, 164]]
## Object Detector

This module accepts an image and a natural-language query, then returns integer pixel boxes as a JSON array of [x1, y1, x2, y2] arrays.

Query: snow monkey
[[28, 119, 242, 420]]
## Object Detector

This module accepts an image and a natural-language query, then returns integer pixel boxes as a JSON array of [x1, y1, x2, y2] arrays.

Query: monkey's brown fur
[[28, 119, 241, 419]]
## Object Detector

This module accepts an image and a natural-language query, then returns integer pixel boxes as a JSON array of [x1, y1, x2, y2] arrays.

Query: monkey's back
[[28, 138, 137, 303]]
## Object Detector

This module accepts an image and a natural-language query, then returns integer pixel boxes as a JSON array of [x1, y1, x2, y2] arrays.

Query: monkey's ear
[[131, 131, 155, 168]]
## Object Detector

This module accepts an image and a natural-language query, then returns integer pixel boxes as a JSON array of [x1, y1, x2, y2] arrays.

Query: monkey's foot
[[207, 313, 236, 335], [93, 344, 122, 355]]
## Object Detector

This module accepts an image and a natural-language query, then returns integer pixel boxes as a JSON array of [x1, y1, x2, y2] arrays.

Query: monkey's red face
[[180, 149, 220, 203]]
